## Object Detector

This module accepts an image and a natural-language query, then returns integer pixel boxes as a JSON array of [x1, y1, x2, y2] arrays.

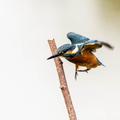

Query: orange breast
[[65, 51, 99, 69]]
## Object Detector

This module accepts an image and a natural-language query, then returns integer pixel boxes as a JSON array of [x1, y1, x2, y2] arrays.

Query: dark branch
[[48, 39, 77, 120]]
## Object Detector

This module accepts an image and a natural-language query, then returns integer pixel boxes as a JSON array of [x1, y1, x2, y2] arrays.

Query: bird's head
[[47, 44, 79, 60]]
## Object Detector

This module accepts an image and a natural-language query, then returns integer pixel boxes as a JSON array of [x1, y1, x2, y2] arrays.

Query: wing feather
[[67, 32, 89, 44]]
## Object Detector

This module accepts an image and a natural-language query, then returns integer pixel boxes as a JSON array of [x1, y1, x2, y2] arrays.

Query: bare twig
[[48, 39, 77, 120]]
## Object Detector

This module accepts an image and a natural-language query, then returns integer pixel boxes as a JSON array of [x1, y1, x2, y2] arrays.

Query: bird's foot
[[77, 69, 90, 73], [75, 70, 78, 80]]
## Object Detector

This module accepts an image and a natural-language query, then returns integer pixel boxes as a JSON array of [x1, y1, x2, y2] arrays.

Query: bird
[[47, 32, 113, 79]]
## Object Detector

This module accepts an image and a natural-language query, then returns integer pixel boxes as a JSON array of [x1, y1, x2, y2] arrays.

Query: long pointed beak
[[47, 53, 61, 60]]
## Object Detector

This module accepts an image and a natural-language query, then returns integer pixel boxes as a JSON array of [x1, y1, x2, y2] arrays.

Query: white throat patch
[[72, 46, 79, 54]]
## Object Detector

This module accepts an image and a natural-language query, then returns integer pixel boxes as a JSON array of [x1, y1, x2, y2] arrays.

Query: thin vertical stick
[[48, 39, 77, 120]]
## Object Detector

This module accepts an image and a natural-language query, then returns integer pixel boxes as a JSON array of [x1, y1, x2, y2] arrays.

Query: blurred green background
[[0, 0, 120, 120]]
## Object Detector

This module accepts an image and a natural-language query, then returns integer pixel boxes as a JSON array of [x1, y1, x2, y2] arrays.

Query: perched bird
[[47, 32, 113, 79]]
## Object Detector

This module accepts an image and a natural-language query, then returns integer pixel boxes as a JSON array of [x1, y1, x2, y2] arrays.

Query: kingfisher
[[47, 32, 113, 79]]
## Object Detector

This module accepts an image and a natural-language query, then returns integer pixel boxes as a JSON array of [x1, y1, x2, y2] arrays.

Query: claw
[[75, 70, 78, 80]]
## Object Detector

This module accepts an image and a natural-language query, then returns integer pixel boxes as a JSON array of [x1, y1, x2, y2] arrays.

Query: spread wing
[[67, 32, 90, 44], [83, 40, 113, 51], [67, 32, 113, 53]]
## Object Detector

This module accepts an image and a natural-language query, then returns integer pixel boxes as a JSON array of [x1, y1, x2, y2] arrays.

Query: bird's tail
[[97, 58, 105, 67]]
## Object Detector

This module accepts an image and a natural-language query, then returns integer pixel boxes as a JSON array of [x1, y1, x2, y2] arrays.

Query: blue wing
[[67, 32, 89, 44], [67, 33, 113, 56], [83, 40, 113, 50], [83, 40, 102, 50]]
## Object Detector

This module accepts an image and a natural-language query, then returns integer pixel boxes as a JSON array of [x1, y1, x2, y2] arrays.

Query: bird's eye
[[59, 51, 65, 54]]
